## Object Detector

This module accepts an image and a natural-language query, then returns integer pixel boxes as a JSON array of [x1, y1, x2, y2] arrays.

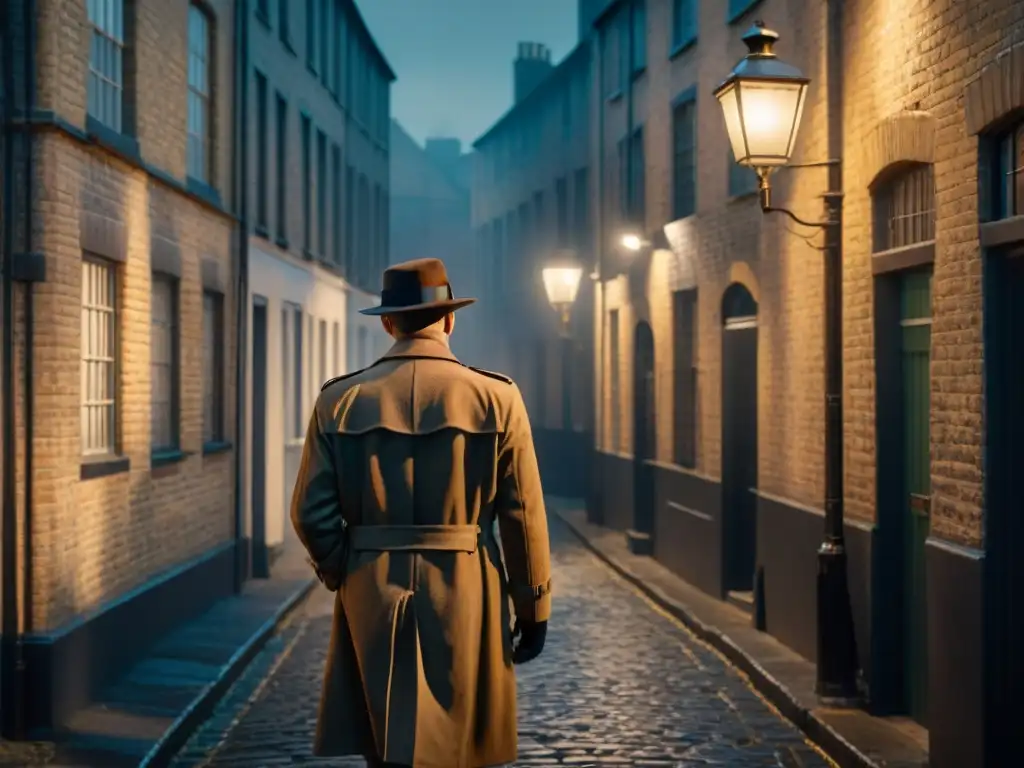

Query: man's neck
[[397, 326, 449, 347]]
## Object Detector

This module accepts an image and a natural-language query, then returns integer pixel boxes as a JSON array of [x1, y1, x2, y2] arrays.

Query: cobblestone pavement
[[170, 517, 835, 767]]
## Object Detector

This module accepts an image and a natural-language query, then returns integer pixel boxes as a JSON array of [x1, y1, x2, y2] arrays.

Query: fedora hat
[[359, 258, 476, 316]]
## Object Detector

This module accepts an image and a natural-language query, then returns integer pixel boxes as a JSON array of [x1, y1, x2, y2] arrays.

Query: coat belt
[[348, 524, 482, 553]]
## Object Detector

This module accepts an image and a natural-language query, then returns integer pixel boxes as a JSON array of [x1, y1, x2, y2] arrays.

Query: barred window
[[87, 0, 125, 131], [187, 3, 212, 181], [202, 291, 224, 444], [988, 121, 1024, 220], [81, 258, 118, 456], [151, 274, 179, 451], [872, 164, 935, 253]]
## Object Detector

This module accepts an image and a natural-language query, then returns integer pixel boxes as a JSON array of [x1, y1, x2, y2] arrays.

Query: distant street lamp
[[716, 20, 859, 703], [620, 233, 647, 252], [542, 262, 584, 432]]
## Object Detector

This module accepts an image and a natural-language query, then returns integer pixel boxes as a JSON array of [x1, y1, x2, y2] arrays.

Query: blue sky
[[356, 0, 578, 149]]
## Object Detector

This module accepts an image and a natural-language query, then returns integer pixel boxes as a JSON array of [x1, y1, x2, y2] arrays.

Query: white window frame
[[87, 0, 126, 132], [187, 3, 212, 182], [202, 291, 225, 444], [81, 257, 119, 456], [151, 274, 180, 452]]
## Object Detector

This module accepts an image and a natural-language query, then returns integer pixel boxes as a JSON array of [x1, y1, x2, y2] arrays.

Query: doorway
[[251, 297, 269, 578], [898, 270, 931, 724], [721, 283, 758, 597], [983, 248, 1023, 758], [629, 321, 656, 554]]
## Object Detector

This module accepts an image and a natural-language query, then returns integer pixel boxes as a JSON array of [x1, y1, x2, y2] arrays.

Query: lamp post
[[716, 20, 859, 703], [542, 262, 584, 432]]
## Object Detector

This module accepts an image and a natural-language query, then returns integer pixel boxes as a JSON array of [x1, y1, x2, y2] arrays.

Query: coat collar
[[380, 328, 460, 364]]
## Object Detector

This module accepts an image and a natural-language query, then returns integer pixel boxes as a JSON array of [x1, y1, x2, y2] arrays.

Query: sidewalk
[[0, 540, 317, 768], [548, 498, 930, 768]]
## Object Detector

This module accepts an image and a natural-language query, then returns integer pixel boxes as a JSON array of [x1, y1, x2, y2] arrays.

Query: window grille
[[81, 258, 118, 455], [87, 0, 125, 131], [187, 4, 212, 181], [873, 164, 936, 253]]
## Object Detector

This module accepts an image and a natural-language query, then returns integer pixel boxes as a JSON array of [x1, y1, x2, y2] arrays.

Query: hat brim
[[358, 297, 477, 316]]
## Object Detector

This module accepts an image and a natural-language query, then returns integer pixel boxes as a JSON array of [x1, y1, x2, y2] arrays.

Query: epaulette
[[468, 366, 513, 384], [320, 368, 366, 392]]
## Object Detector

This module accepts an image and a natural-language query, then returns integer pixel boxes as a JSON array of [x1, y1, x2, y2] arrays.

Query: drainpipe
[[0, 0, 20, 740], [232, 0, 251, 594]]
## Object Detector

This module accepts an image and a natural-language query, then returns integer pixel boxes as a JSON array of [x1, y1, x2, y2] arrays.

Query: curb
[[138, 578, 318, 768], [553, 508, 879, 768]]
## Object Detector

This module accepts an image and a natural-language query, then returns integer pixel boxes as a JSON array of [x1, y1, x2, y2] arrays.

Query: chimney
[[513, 42, 554, 103], [424, 138, 462, 174]]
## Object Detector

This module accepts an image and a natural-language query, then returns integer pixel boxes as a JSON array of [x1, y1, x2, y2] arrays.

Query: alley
[[169, 517, 834, 767]]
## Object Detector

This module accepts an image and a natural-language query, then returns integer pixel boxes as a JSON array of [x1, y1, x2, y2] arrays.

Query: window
[[81, 258, 118, 456], [728, 0, 761, 24], [187, 3, 212, 182], [319, 0, 330, 83], [151, 274, 179, 452], [301, 113, 312, 252], [609, 309, 621, 452], [617, 13, 630, 91], [292, 305, 304, 438], [202, 291, 224, 444], [318, 319, 328, 386], [333, 6, 346, 97], [672, 97, 697, 219], [728, 147, 758, 197], [255, 0, 269, 23], [872, 164, 935, 253], [87, 0, 126, 132], [279, 0, 291, 46], [672, 290, 697, 467], [631, 0, 647, 73], [254, 71, 268, 231], [305, 0, 317, 71], [331, 144, 342, 264], [556, 177, 569, 246], [275, 92, 288, 241], [317, 129, 327, 257], [672, 0, 698, 50], [602, 21, 620, 97], [987, 121, 1024, 220], [344, 164, 355, 276], [573, 167, 589, 248], [629, 127, 645, 220]]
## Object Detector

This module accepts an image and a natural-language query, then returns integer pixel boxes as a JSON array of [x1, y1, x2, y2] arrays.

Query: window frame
[[305, 0, 317, 72], [871, 163, 936, 254], [202, 290, 226, 445], [316, 128, 328, 258], [984, 120, 1024, 222], [81, 255, 121, 458], [150, 272, 181, 455], [301, 112, 312, 253], [671, 0, 698, 54], [672, 91, 698, 220], [728, 147, 758, 198], [727, 0, 763, 25], [187, 2, 215, 184], [275, 91, 288, 243], [87, 0, 127, 133]]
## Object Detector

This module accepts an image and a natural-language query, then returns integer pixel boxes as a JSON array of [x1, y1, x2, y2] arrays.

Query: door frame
[[250, 295, 270, 578], [628, 321, 656, 555], [720, 283, 759, 595]]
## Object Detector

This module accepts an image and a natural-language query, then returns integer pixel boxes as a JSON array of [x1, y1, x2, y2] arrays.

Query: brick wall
[[592, 0, 1024, 547], [18, 0, 238, 631]]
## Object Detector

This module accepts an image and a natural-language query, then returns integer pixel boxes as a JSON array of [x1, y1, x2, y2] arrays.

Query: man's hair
[[386, 307, 450, 335]]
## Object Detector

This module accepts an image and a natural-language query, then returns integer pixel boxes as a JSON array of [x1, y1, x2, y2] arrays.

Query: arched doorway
[[629, 321, 656, 555], [721, 283, 758, 597]]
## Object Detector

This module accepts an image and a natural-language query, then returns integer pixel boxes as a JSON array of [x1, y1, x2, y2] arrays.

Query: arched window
[[872, 163, 936, 253]]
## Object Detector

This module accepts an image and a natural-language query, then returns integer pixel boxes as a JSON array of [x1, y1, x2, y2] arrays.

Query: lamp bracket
[[782, 159, 842, 169]]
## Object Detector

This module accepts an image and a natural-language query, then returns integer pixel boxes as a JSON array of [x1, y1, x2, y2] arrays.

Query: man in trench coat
[[290, 258, 553, 768]]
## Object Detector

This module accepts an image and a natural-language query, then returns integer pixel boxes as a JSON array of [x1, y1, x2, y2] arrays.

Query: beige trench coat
[[290, 328, 552, 768]]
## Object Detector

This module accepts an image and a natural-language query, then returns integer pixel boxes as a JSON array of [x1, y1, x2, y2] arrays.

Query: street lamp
[[717, 21, 859, 704], [542, 262, 584, 433]]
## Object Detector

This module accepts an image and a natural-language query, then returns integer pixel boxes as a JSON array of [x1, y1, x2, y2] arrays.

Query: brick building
[[242, 0, 394, 576], [0, 0, 238, 735], [471, 40, 594, 497], [388, 122, 480, 360], [586, 0, 1024, 765]]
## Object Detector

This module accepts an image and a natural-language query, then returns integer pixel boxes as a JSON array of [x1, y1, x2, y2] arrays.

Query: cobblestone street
[[170, 517, 835, 767]]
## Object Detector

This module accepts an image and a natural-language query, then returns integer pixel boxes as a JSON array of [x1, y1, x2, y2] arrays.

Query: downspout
[[232, 0, 251, 593], [0, 0, 20, 739]]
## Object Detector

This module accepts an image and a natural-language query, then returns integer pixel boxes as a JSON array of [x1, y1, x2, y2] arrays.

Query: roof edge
[[345, 0, 397, 82]]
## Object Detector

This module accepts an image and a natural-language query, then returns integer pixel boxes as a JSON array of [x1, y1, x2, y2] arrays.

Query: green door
[[900, 270, 931, 724]]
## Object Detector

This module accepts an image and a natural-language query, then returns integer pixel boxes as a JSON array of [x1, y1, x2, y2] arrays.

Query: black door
[[631, 322, 656, 547], [984, 248, 1023, 762], [251, 298, 269, 578], [721, 284, 758, 594]]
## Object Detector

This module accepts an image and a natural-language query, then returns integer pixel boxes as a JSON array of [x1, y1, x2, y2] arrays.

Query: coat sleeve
[[290, 406, 347, 591], [494, 383, 552, 623]]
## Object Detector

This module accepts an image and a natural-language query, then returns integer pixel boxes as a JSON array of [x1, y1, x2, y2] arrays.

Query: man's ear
[[381, 316, 394, 336], [444, 312, 455, 335]]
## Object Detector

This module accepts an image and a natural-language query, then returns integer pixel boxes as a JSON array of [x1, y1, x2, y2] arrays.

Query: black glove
[[512, 619, 547, 665]]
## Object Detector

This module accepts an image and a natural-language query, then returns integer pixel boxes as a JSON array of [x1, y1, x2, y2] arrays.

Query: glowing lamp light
[[542, 265, 584, 310], [714, 21, 809, 171], [621, 234, 643, 252]]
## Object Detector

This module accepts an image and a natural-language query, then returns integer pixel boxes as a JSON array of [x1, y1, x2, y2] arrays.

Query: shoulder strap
[[468, 365, 513, 384]]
